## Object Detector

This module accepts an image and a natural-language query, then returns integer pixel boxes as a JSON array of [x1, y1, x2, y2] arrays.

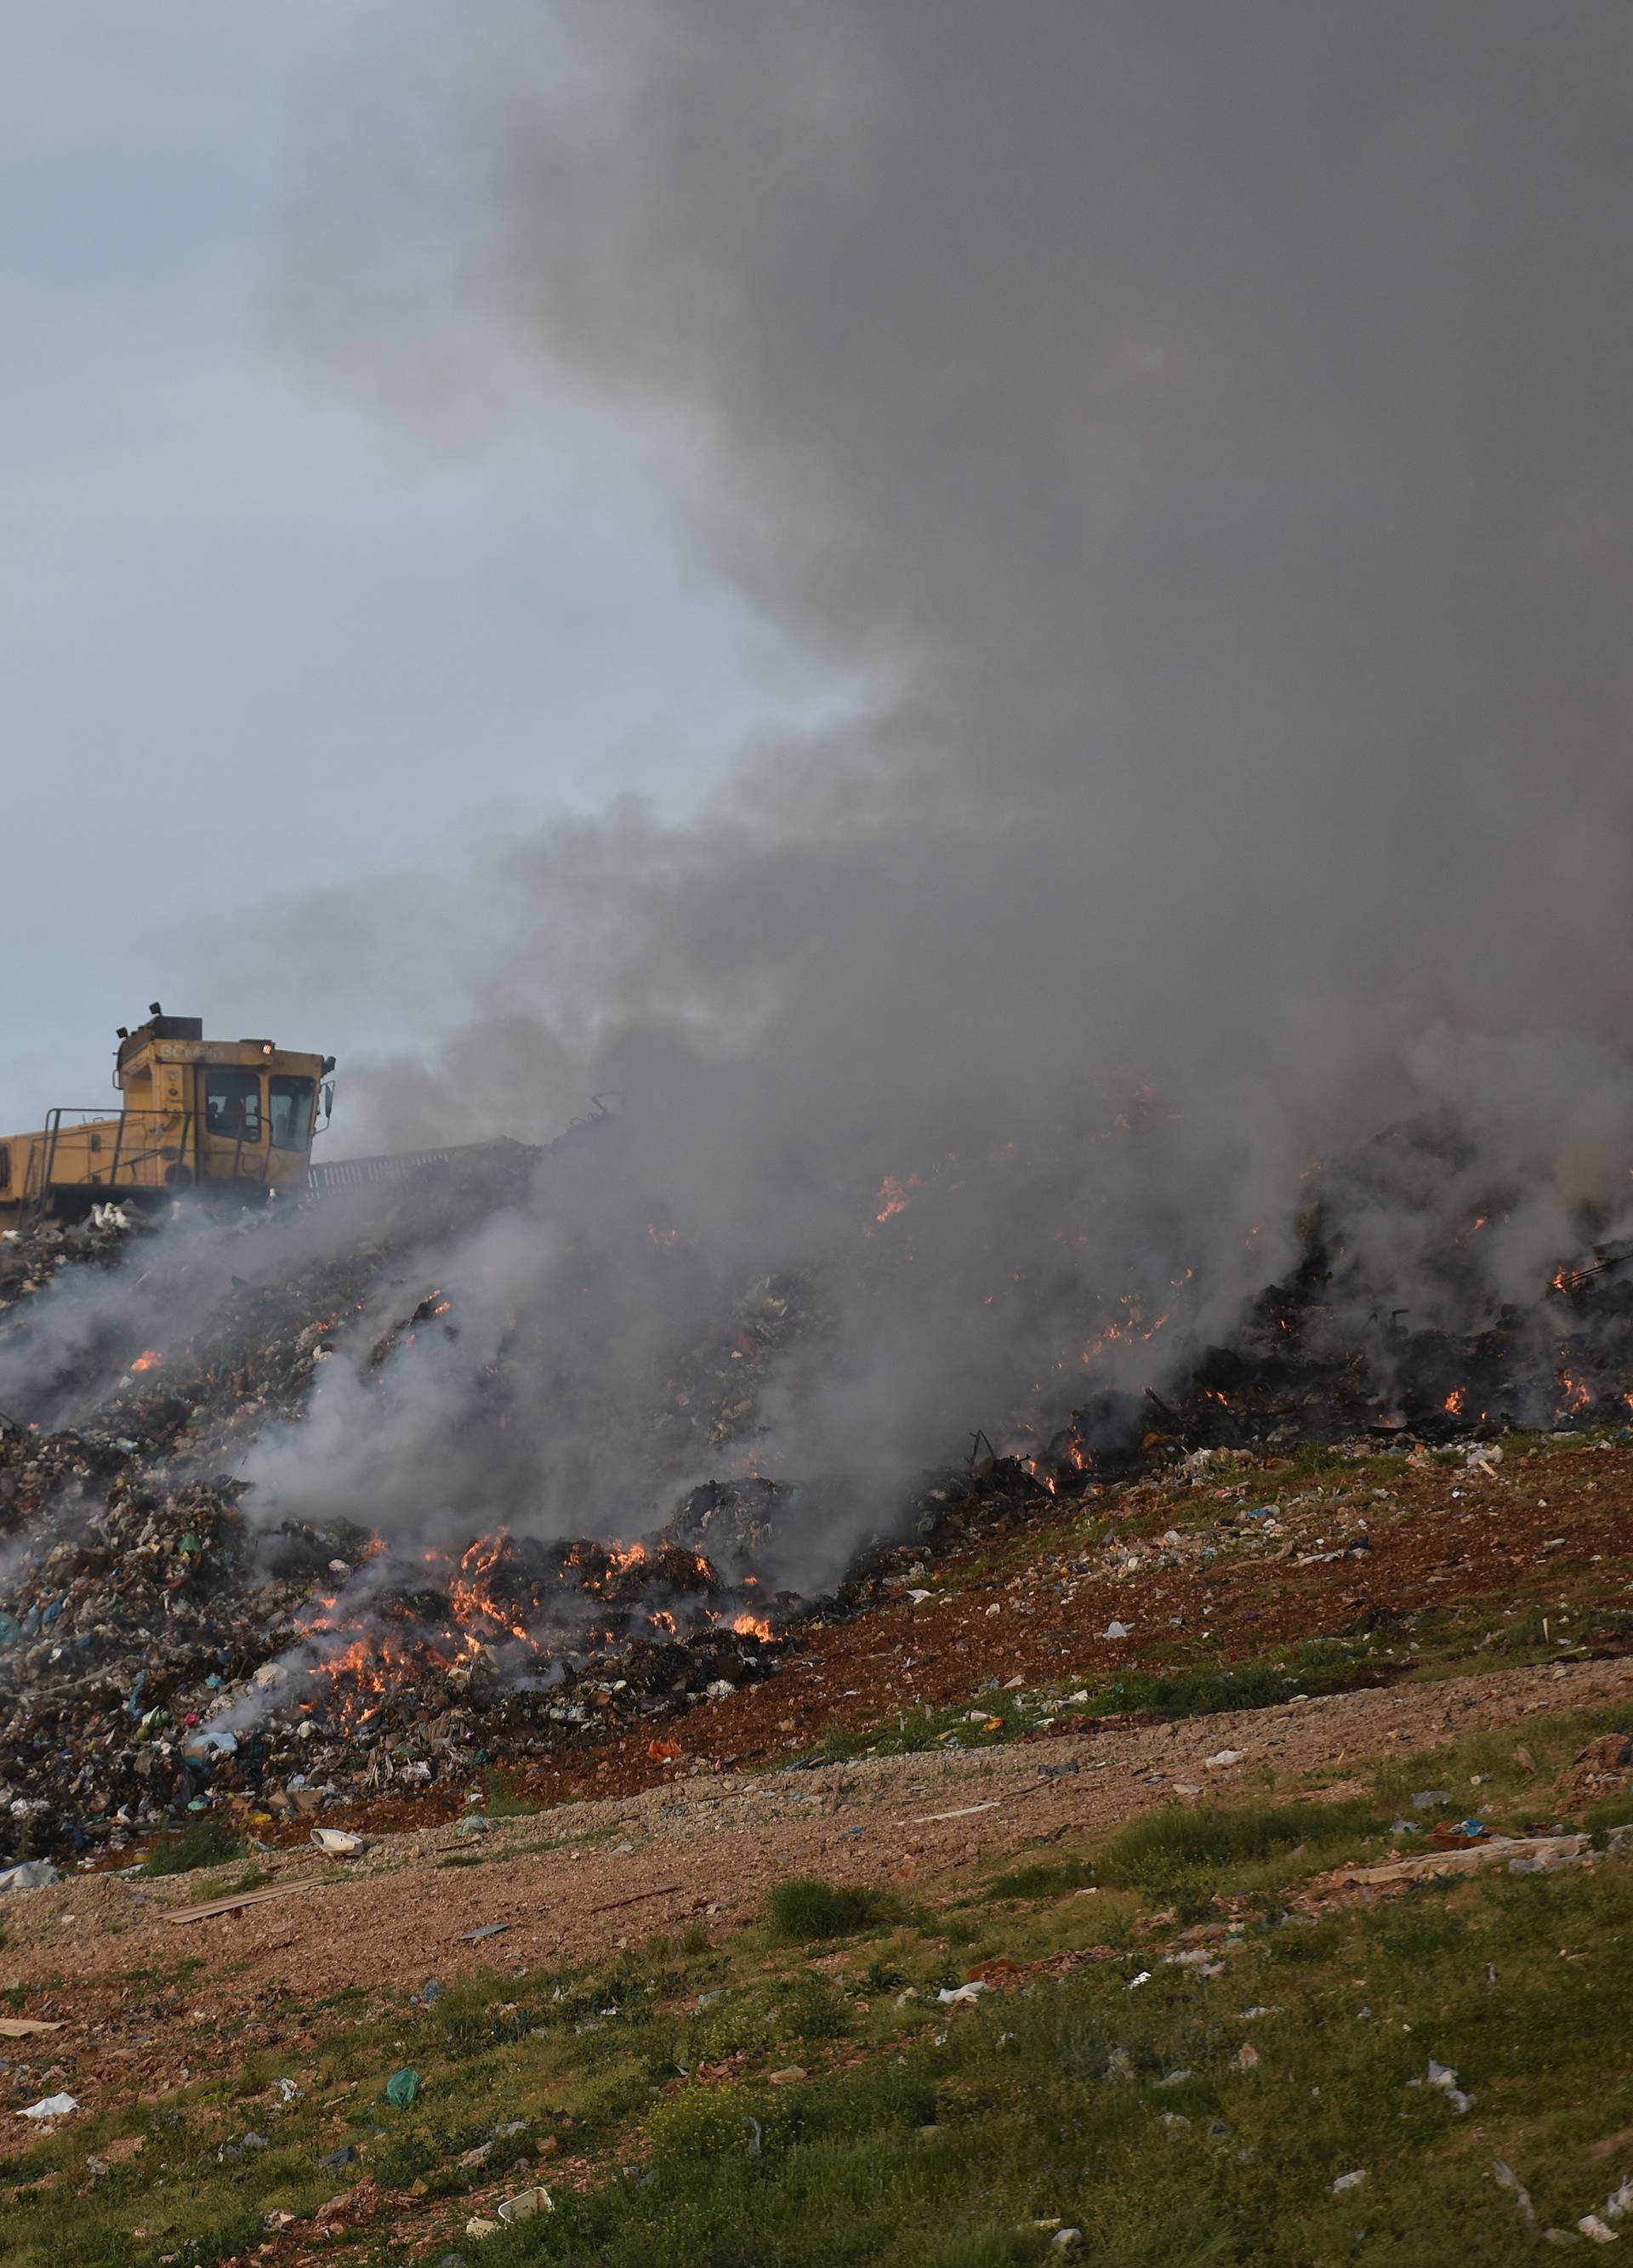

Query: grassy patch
[[1098, 1798, 1380, 1900], [1073, 1637, 1380, 1721], [8, 1785, 1633, 2266], [765, 1876, 902, 1943], [985, 1858, 1096, 1901]]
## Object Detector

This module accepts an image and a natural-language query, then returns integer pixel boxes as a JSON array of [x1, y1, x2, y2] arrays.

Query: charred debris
[[1, 1130, 1630, 1868]]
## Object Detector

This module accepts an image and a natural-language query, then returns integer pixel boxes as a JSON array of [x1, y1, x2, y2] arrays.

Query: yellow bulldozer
[[0, 1006, 336, 1229], [0, 1006, 571, 1233]]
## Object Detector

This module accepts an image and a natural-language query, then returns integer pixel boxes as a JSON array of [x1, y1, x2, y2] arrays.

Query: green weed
[[138, 1816, 248, 1877], [765, 1876, 902, 1943]]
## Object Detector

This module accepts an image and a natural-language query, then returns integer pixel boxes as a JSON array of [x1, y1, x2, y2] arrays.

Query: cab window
[[204, 1070, 262, 1143], [268, 1075, 316, 1152]]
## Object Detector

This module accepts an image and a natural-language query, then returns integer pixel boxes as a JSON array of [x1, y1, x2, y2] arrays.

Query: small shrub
[[765, 1876, 901, 1943], [648, 2082, 760, 2161], [139, 1816, 248, 1877]]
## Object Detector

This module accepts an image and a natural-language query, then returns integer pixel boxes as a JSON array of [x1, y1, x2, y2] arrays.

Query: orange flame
[[128, 1350, 163, 1374], [873, 1172, 919, 1225], [1444, 1388, 1466, 1416], [732, 1611, 774, 1641]]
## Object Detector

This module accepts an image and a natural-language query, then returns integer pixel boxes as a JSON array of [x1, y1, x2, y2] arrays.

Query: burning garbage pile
[[3, 1101, 1633, 1869], [0, 1188, 820, 1863]]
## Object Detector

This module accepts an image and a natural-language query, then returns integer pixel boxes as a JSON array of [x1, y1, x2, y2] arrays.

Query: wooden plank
[[590, 1883, 685, 1917], [161, 1882, 320, 1924]]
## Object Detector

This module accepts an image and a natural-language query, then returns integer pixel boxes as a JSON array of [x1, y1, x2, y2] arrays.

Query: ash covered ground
[[3, 1114, 1633, 1873]]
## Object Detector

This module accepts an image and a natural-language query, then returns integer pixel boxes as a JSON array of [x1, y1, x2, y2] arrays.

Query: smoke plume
[[221, 2, 1633, 1552]]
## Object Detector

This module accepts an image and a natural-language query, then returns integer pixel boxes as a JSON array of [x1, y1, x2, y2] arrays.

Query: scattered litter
[[1126, 1970, 1152, 1991], [275, 2077, 300, 2104], [320, 2144, 358, 2169], [1205, 1749, 1246, 1769], [936, 1982, 989, 2006], [461, 1923, 512, 1942], [311, 1827, 367, 1857], [1579, 2214, 1621, 2246], [1331, 2169, 1368, 2195], [1419, 2058, 1475, 2114], [1342, 1832, 1589, 1886], [1410, 1790, 1451, 1810], [0, 2017, 65, 2038], [914, 1803, 999, 1824], [497, 2187, 552, 2225], [182, 1729, 238, 1758], [17, 2093, 78, 2120], [1103, 1621, 1132, 1640], [0, 1860, 60, 1894], [1492, 2160, 1537, 2225], [1050, 2231, 1084, 2253], [385, 2067, 422, 2110], [1038, 1762, 1080, 1779]]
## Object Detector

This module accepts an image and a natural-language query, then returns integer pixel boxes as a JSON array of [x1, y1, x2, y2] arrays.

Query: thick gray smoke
[[230, 2, 1633, 1552]]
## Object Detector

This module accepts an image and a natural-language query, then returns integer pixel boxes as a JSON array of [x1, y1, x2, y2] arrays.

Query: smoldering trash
[[3, 1097, 1633, 1872]]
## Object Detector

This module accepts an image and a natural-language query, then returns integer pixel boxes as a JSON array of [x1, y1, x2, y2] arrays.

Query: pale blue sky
[[0, 3, 828, 1123]]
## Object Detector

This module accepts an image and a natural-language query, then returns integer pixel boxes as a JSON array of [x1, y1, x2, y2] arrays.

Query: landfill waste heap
[[3, 1116, 1633, 1871], [0, 1152, 1055, 1869]]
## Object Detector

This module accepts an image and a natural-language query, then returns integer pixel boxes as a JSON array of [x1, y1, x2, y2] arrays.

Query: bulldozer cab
[[0, 1011, 333, 1227]]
